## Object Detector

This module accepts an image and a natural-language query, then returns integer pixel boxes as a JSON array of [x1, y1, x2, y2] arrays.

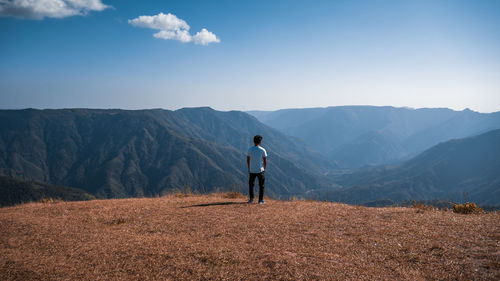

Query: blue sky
[[1, 0, 499, 112]]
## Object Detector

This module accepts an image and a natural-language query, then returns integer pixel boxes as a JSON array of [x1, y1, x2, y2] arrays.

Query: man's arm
[[263, 157, 267, 171], [247, 156, 251, 173]]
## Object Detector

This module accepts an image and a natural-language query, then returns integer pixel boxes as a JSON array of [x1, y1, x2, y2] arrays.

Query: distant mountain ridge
[[308, 129, 500, 206], [249, 106, 500, 168], [1, 107, 499, 207], [0, 108, 336, 200]]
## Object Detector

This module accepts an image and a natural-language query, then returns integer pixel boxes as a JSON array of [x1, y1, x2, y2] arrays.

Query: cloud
[[0, 0, 110, 19], [128, 12, 220, 46], [128, 13, 189, 32], [129, 13, 192, 43], [193, 28, 220, 45], [154, 29, 192, 43]]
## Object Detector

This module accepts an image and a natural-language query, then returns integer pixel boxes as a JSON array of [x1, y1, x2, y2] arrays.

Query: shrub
[[412, 201, 436, 212], [174, 192, 191, 198], [173, 185, 195, 198], [223, 191, 245, 199], [289, 196, 303, 201], [39, 198, 62, 204], [453, 202, 483, 214]]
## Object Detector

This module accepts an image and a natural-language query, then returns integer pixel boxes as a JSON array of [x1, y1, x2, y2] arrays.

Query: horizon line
[[0, 105, 497, 114]]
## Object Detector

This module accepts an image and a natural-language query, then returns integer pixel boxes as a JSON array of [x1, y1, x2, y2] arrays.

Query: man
[[247, 135, 267, 204]]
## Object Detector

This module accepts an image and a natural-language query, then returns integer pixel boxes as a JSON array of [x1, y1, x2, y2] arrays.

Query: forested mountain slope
[[309, 129, 500, 206], [0, 108, 336, 199]]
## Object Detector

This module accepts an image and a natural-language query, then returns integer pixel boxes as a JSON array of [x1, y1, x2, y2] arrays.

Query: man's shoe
[[258, 200, 265, 204], [248, 198, 254, 203]]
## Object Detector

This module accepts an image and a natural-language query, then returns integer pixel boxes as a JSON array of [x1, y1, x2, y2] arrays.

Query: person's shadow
[[180, 201, 248, 208]]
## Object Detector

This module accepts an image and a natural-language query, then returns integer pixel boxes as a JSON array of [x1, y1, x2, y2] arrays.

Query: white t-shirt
[[247, 145, 267, 173]]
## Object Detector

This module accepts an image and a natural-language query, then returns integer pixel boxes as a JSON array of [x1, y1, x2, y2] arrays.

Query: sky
[[1, 0, 499, 112]]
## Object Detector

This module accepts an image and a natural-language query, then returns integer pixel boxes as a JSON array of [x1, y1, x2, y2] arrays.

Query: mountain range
[[1, 106, 499, 207], [306, 129, 500, 206], [0, 108, 335, 200], [249, 106, 500, 168]]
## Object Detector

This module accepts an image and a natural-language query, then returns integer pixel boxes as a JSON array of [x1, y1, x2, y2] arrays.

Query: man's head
[[253, 135, 263, 145]]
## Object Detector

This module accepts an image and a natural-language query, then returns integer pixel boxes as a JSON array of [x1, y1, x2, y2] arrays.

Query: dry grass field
[[1, 193, 499, 280]]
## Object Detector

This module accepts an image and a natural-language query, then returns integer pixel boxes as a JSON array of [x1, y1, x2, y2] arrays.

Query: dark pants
[[249, 172, 265, 201]]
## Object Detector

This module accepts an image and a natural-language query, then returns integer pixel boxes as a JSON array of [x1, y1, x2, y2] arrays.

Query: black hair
[[253, 135, 263, 145]]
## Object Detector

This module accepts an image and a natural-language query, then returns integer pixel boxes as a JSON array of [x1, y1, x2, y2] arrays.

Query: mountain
[[249, 106, 500, 168], [327, 130, 406, 167], [3, 107, 497, 205], [172, 107, 336, 173], [0, 175, 95, 207], [308, 129, 500, 206], [401, 108, 500, 155], [0, 108, 336, 199]]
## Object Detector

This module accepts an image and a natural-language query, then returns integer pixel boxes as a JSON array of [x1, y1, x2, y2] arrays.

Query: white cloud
[[193, 28, 220, 45], [154, 30, 192, 43], [0, 0, 110, 19], [128, 12, 189, 32], [129, 12, 220, 46]]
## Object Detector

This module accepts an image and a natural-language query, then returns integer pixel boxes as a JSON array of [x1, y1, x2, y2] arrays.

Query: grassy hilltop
[[0, 194, 498, 280]]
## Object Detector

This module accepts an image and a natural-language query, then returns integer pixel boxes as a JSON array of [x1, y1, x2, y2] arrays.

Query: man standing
[[247, 135, 267, 204]]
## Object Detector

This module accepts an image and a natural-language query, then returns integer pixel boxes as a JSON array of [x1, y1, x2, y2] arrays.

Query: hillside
[[312, 129, 500, 206], [0, 108, 336, 200], [0, 175, 95, 207], [173, 107, 336, 173], [2, 107, 498, 207], [249, 106, 500, 168], [0, 194, 498, 280]]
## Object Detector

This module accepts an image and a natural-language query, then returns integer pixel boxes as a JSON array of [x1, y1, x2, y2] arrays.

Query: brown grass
[[222, 191, 245, 199], [39, 198, 63, 204], [0, 195, 498, 280], [453, 202, 484, 214]]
